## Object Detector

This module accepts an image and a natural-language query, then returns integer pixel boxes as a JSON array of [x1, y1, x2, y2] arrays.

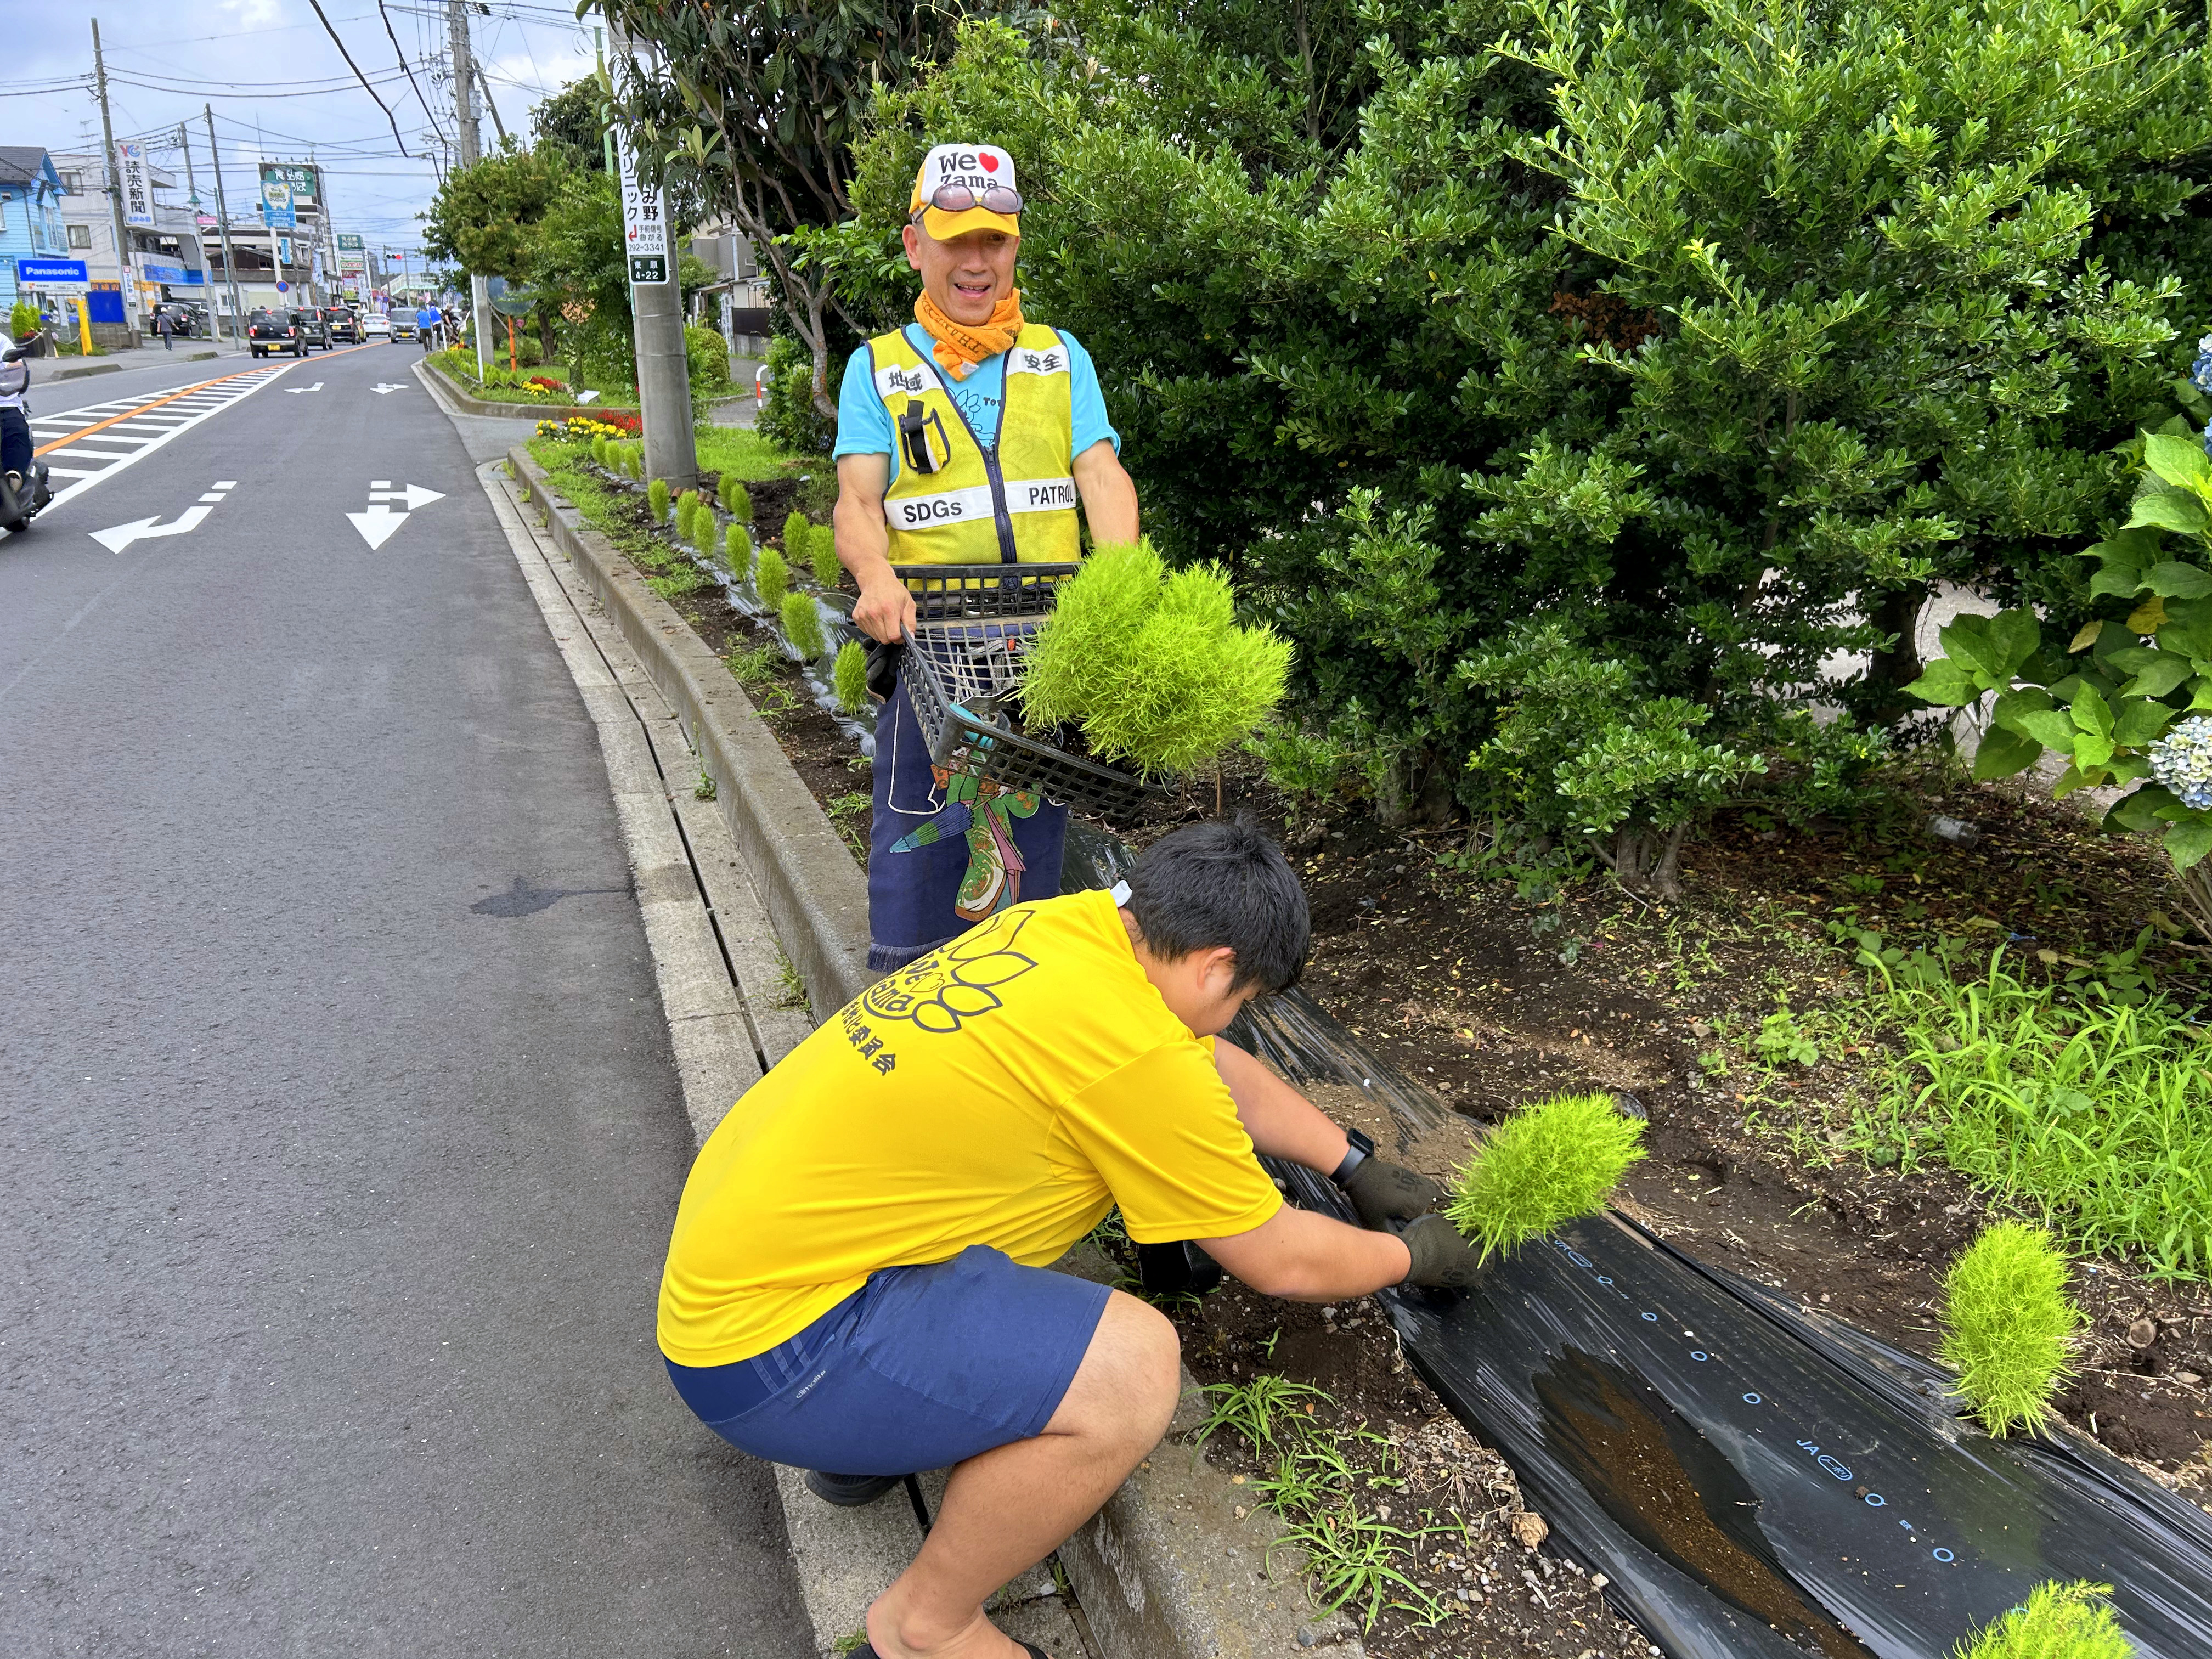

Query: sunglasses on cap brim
[[917, 183, 1024, 218]]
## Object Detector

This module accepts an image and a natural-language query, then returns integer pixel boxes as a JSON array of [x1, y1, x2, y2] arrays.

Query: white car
[[362, 313, 392, 340]]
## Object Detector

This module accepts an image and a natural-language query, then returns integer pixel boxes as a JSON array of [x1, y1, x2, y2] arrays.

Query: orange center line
[[32, 342, 383, 459]]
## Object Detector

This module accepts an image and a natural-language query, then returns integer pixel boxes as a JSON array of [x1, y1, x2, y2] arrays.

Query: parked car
[[325, 306, 361, 343], [292, 308, 332, 352], [389, 313, 416, 341], [247, 307, 305, 358], [362, 312, 391, 341], [151, 301, 207, 340]]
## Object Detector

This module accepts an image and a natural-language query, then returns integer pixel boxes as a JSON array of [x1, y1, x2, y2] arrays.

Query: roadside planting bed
[[528, 428, 2212, 1654]]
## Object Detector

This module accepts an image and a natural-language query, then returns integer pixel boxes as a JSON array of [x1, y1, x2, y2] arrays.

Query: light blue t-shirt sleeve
[[1058, 329, 1120, 458], [832, 346, 894, 462]]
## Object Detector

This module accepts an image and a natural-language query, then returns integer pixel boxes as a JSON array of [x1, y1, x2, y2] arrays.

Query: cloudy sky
[[2, 0, 597, 250]]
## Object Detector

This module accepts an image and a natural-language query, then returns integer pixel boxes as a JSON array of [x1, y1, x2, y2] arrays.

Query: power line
[[378, 0, 450, 153], [307, 0, 414, 157]]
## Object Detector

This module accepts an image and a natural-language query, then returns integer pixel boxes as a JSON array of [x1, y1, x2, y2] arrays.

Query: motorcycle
[[0, 459, 52, 534]]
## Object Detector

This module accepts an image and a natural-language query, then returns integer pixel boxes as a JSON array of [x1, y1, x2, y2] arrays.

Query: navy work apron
[[867, 679, 1068, 971]]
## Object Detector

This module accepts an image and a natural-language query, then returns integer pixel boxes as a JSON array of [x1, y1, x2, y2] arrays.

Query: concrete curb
[[503, 441, 1359, 1659], [506, 443, 872, 1013], [49, 360, 121, 380]]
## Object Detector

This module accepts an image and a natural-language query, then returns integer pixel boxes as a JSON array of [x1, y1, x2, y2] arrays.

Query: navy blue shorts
[[665, 1245, 1111, 1477]]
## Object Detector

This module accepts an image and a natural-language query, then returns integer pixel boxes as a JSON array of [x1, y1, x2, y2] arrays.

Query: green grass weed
[[781, 591, 827, 660], [1938, 1221, 2081, 1437], [826, 789, 870, 862], [692, 426, 789, 483], [648, 566, 709, 600], [1445, 1092, 1646, 1262], [724, 521, 753, 580], [1952, 1580, 2129, 1659], [1193, 1374, 1331, 1455], [833, 639, 870, 717], [756, 544, 789, 610], [647, 477, 670, 523], [1271, 1501, 1442, 1632], [1864, 947, 2212, 1278]]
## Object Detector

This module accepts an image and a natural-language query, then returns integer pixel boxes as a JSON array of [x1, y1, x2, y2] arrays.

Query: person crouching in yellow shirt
[[657, 820, 1483, 1659]]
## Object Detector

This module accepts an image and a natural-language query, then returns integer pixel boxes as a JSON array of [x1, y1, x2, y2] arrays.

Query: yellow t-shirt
[[657, 888, 1285, 1367]]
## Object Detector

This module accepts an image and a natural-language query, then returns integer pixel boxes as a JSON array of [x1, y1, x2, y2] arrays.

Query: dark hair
[[1125, 818, 1310, 994]]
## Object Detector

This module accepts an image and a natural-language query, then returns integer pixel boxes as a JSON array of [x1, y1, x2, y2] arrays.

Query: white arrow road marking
[[368, 483, 445, 511], [284, 382, 325, 394], [90, 479, 235, 552], [346, 504, 410, 550], [371, 383, 409, 394]]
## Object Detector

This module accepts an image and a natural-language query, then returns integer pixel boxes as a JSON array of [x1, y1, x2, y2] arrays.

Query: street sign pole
[[609, 69, 696, 490]]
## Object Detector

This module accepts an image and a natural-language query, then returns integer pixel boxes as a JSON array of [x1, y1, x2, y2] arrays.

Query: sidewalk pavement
[[43, 336, 249, 380]]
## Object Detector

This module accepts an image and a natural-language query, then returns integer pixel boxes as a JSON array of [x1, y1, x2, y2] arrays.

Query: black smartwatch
[[1330, 1126, 1376, 1187]]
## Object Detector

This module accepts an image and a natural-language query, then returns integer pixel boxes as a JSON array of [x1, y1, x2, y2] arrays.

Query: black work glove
[[1340, 1156, 1444, 1231], [864, 639, 902, 702], [1398, 1214, 1485, 1290]]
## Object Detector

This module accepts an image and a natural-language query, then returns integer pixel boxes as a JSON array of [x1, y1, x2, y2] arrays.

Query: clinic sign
[[262, 162, 318, 206], [614, 131, 667, 285], [115, 142, 153, 227]]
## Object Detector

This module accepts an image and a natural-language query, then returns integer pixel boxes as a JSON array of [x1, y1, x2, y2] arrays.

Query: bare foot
[[862, 1596, 1032, 1659]]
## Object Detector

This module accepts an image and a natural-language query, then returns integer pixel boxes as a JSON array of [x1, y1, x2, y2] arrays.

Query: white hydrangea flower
[[2149, 714, 2212, 811]]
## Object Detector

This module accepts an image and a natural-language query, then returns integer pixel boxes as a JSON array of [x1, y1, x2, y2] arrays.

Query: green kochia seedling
[[724, 521, 753, 581], [810, 524, 842, 590], [1022, 540, 1292, 777], [833, 639, 870, 716], [693, 505, 719, 561], [782, 509, 810, 560], [1951, 1579, 2129, 1659], [781, 591, 827, 660], [719, 475, 750, 519], [1939, 1221, 2081, 1437], [674, 490, 697, 541], [1445, 1092, 1646, 1262], [755, 544, 789, 610], [590, 436, 609, 469], [647, 477, 670, 523]]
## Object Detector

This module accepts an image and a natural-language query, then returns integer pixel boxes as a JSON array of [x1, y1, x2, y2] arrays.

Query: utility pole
[[90, 19, 137, 343], [448, 0, 491, 379], [607, 19, 698, 489], [204, 107, 245, 340], [175, 123, 209, 337], [475, 66, 510, 148]]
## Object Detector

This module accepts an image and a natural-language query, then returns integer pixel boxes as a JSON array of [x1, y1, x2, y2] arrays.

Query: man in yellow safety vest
[[832, 142, 1140, 971]]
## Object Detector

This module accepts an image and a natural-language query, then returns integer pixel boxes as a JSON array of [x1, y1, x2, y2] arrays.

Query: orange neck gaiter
[[915, 287, 1024, 382]]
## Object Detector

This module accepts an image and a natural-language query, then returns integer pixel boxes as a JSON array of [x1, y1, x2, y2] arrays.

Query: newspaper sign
[[615, 131, 668, 279], [116, 142, 154, 227]]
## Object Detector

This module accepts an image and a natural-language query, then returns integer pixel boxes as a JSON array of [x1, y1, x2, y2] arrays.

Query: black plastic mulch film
[[1062, 822, 2212, 1657]]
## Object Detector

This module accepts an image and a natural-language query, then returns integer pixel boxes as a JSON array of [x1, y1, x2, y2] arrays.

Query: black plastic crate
[[893, 563, 1150, 817]]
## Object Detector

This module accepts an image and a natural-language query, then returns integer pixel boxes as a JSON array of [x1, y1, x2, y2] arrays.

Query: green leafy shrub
[[1938, 1222, 2082, 1437], [724, 521, 753, 580], [781, 591, 827, 660], [757, 334, 836, 456], [756, 544, 789, 610], [1022, 540, 1291, 777], [1953, 1580, 2128, 1659], [833, 639, 870, 716], [684, 323, 732, 394], [647, 477, 670, 523], [719, 475, 752, 520], [1444, 1092, 1646, 1263], [8, 298, 40, 341]]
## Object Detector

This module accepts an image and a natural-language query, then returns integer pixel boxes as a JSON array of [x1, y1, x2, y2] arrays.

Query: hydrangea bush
[[1910, 375, 2212, 936]]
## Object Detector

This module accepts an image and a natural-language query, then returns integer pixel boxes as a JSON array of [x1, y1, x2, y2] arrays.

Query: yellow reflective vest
[[865, 323, 1080, 566]]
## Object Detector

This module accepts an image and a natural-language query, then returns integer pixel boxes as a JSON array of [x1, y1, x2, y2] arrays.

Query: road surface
[[1, 342, 814, 1656]]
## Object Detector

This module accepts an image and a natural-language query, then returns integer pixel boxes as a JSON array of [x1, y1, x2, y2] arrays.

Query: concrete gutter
[[507, 442, 872, 1012], [504, 441, 1362, 1658]]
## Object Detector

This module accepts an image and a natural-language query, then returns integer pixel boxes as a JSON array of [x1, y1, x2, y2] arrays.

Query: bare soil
[[566, 457, 2212, 1656]]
